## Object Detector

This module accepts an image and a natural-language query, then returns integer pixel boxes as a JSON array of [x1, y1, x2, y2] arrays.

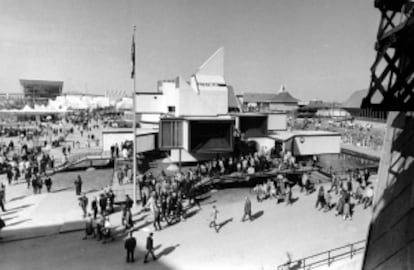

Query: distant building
[[342, 89, 387, 122], [50, 93, 111, 110], [297, 100, 350, 119], [20, 79, 63, 106], [242, 86, 299, 112]]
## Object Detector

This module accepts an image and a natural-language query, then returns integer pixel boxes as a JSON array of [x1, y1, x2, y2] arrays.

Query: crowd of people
[[247, 167, 375, 223], [80, 186, 118, 244], [138, 170, 203, 231], [309, 169, 374, 221]]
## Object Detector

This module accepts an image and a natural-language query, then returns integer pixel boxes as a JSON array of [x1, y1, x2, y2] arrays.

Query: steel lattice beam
[[362, 1, 414, 111]]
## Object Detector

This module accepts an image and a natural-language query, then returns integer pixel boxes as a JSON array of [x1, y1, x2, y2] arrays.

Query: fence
[[277, 240, 366, 270]]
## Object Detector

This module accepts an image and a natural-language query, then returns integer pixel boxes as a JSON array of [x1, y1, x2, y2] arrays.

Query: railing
[[66, 148, 103, 163], [277, 240, 366, 270]]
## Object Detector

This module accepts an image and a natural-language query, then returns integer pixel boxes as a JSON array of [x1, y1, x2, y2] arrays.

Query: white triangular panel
[[196, 47, 224, 77]]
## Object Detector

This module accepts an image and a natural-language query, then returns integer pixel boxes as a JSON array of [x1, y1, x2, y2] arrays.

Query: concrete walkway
[[0, 179, 87, 242], [341, 143, 381, 160], [0, 175, 372, 269]]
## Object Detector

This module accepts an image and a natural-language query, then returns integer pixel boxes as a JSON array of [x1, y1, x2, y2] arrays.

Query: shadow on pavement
[[157, 244, 180, 258], [202, 199, 217, 206], [3, 215, 17, 222], [7, 218, 32, 227], [0, 210, 19, 216], [134, 220, 152, 231], [0, 228, 176, 270], [9, 195, 29, 202], [0, 223, 61, 243], [6, 204, 33, 212], [85, 188, 100, 194], [184, 209, 199, 219], [197, 194, 211, 202], [251, 210, 264, 221], [51, 187, 72, 193], [133, 214, 148, 224], [218, 217, 233, 231], [291, 197, 299, 204]]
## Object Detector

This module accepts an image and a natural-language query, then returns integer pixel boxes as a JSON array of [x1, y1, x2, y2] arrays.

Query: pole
[[179, 148, 182, 173], [132, 25, 138, 206]]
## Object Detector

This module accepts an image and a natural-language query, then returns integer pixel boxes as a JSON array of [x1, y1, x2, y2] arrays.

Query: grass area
[[50, 168, 113, 193]]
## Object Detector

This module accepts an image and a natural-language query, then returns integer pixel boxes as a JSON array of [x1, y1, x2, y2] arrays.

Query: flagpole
[[132, 25, 138, 206]]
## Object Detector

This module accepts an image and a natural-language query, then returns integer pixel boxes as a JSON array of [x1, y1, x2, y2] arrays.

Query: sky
[[0, 0, 379, 102]]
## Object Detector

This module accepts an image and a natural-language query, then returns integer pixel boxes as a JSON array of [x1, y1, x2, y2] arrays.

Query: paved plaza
[[0, 171, 371, 270]]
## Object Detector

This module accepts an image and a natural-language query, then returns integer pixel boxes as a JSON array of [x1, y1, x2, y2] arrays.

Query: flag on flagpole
[[131, 31, 135, 79]]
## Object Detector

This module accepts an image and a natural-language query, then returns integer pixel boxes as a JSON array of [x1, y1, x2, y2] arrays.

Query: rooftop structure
[[135, 47, 231, 118], [343, 89, 387, 122], [20, 79, 63, 106], [242, 86, 299, 112]]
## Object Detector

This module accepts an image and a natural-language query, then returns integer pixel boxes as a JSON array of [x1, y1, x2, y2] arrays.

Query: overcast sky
[[0, 0, 379, 102]]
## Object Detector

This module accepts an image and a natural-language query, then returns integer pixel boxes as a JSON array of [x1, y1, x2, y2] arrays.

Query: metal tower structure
[[361, 0, 414, 110], [362, 2, 414, 270]]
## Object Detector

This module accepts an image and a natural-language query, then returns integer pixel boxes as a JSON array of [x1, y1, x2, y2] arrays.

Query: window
[[159, 120, 183, 149], [168, 106, 175, 113]]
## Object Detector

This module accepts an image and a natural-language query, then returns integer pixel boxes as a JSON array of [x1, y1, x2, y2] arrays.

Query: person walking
[[117, 168, 124, 185], [0, 216, 5, 239], [0, 184, 6, 212], [122, 206, 133, 230], [95, 214, 104, 241], [300, 172, 308, 193], [144, 232, 157, 263], [31, 174, 38, 194], [124, 232, 137, 263], [6, 167, 12, 185], [99, 193, 107, 215], [78, 193, 89, 218], [125, 194, 133, 209], [82, 214, 96, 240], [25, 169, 31, 189], [315, 186, 326, 210], [209, 205, 219, 233], [91, 197, 98, 219], [108, 189, 115, 213], [102, 217, 114, 244], [241, 196, 252, 222], [44, 175, 52, 192], [145, 194, 162, 231], [285, 185, 293, 206], [343, 191, 352, 220], [37, 175, 43, 194], [74, 175, 82, 196]]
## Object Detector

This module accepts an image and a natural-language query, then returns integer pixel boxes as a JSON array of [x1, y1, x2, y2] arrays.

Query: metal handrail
[[277, 240, 366, 270]]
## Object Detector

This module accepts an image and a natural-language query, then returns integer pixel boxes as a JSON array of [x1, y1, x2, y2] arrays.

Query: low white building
[[269, 130, 341, 156], [102, 128, 158, 154], [50, 93, 112, 110]]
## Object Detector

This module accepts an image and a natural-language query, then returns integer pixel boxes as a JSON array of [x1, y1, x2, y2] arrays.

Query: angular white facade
[[135, 47, 228, 118]]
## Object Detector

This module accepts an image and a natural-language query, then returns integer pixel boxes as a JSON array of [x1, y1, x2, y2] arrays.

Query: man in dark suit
[[124, 232, 137, 263], [144, 232, 157, 263]]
